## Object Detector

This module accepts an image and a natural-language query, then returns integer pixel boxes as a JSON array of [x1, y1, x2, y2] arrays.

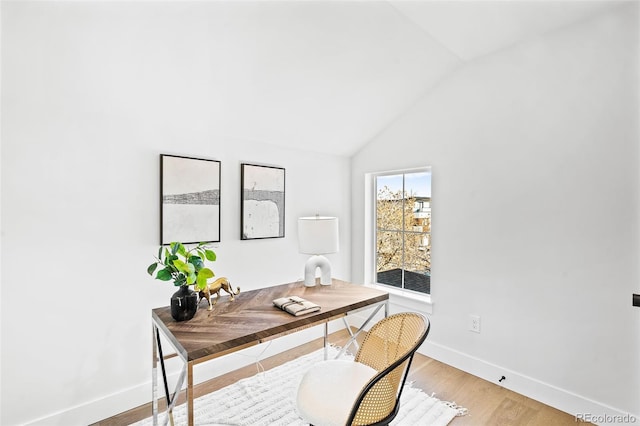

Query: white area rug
[[132, 347, 466, 426]]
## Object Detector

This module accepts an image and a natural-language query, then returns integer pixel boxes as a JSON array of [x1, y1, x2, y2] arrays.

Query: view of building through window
[[375, 170, 431, 294]]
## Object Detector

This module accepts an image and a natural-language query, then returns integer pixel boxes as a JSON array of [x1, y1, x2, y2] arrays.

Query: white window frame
[[365, 168, 433, 311]]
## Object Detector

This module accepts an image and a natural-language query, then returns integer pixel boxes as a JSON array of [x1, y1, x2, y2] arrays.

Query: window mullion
[[401, 174, 406, 289]]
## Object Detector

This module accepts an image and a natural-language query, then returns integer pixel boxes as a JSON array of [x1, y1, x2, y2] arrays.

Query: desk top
[[152, 279, 389, 363]]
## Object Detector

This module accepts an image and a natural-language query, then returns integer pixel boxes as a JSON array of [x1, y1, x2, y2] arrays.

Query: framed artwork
[[160, 154, 221, 245], [241, 163, 286, 240]]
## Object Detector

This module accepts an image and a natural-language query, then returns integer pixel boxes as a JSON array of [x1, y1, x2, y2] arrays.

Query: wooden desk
[[151, 279, 389, 426]]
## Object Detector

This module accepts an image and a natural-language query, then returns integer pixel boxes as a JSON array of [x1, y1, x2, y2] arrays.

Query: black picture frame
[[240, 163, 286, 240], [160, 154, 221, 245]]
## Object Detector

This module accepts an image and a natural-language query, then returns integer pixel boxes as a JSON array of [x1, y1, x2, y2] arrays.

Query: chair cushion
[[296, 359, 377, 426]]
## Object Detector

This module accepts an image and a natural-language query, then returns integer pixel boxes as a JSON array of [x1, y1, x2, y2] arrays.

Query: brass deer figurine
[[198, 277, 240, 311]]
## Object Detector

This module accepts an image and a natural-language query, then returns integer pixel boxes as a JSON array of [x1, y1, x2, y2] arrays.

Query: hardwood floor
[[93, 329, 588, 426]]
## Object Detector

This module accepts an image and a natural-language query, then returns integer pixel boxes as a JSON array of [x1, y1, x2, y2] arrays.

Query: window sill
[[366, 283, 433, 314]]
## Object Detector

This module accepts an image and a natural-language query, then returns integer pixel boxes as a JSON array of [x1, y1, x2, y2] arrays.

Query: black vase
[[170, 285, 198, 322]]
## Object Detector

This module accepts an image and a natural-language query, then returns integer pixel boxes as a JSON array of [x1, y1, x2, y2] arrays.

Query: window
[[375, 169, 431, 295]]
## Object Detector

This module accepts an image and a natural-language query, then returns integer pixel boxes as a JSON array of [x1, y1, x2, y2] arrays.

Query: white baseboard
[[24, 381, 151, 426], [421, 341, 639, 426]]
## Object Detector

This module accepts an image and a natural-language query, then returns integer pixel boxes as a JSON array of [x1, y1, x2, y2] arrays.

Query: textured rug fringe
[[429, 391, 468, 417]]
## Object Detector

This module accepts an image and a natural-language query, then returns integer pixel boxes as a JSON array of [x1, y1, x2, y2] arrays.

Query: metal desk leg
[[336, 302, 386, 359], [153, 325, 176, 426], [342, 317, 361, 353], [187, 362, 194, 426], [323, 322, 329, 360], [152, 325, 158, 426], [164, 365, 186, 426], [153, 323, 186, 426]]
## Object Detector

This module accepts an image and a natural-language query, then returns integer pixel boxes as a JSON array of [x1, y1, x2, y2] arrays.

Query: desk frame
[[151, 280, 389, 426]]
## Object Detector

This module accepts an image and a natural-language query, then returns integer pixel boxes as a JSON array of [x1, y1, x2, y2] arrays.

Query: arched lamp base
[[304, 255, 332, 287]]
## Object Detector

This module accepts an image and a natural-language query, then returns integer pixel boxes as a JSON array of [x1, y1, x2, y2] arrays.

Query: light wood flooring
[[93, 329, 588, 426]]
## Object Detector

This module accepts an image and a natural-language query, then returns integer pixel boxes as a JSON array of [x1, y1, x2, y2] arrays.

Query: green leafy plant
[[147, 242, 216, 290]]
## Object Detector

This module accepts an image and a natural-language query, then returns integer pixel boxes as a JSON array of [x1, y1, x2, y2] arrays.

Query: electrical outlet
[[469, 315, 481, 333]]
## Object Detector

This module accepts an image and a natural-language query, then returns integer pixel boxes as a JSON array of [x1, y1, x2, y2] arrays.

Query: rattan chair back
[[348, 312, 430, 426]]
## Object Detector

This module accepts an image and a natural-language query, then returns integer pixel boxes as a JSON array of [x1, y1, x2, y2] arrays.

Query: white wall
[[352, 3, 639, 421], [0, 3, 350, 425]]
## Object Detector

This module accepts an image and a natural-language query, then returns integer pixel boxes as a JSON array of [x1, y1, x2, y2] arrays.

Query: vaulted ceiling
[[206, 1, 621, 156]]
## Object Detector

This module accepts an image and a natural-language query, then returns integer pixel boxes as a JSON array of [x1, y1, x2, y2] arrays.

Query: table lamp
[[298, 216, 339, 286]]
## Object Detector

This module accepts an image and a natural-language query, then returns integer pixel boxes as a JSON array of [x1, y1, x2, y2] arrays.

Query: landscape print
[[161, 155, 221, 244], [241, 164, 285, 240]]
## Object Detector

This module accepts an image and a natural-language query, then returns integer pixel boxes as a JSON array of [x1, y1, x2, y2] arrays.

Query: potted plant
[[147, 241, 217, 321]]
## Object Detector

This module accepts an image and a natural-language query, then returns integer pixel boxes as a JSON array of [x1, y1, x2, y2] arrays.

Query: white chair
[[296, 312, 430, 426]]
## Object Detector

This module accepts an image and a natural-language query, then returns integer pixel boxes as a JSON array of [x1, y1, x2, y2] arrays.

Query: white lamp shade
[[298, 216, 339, 255]]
